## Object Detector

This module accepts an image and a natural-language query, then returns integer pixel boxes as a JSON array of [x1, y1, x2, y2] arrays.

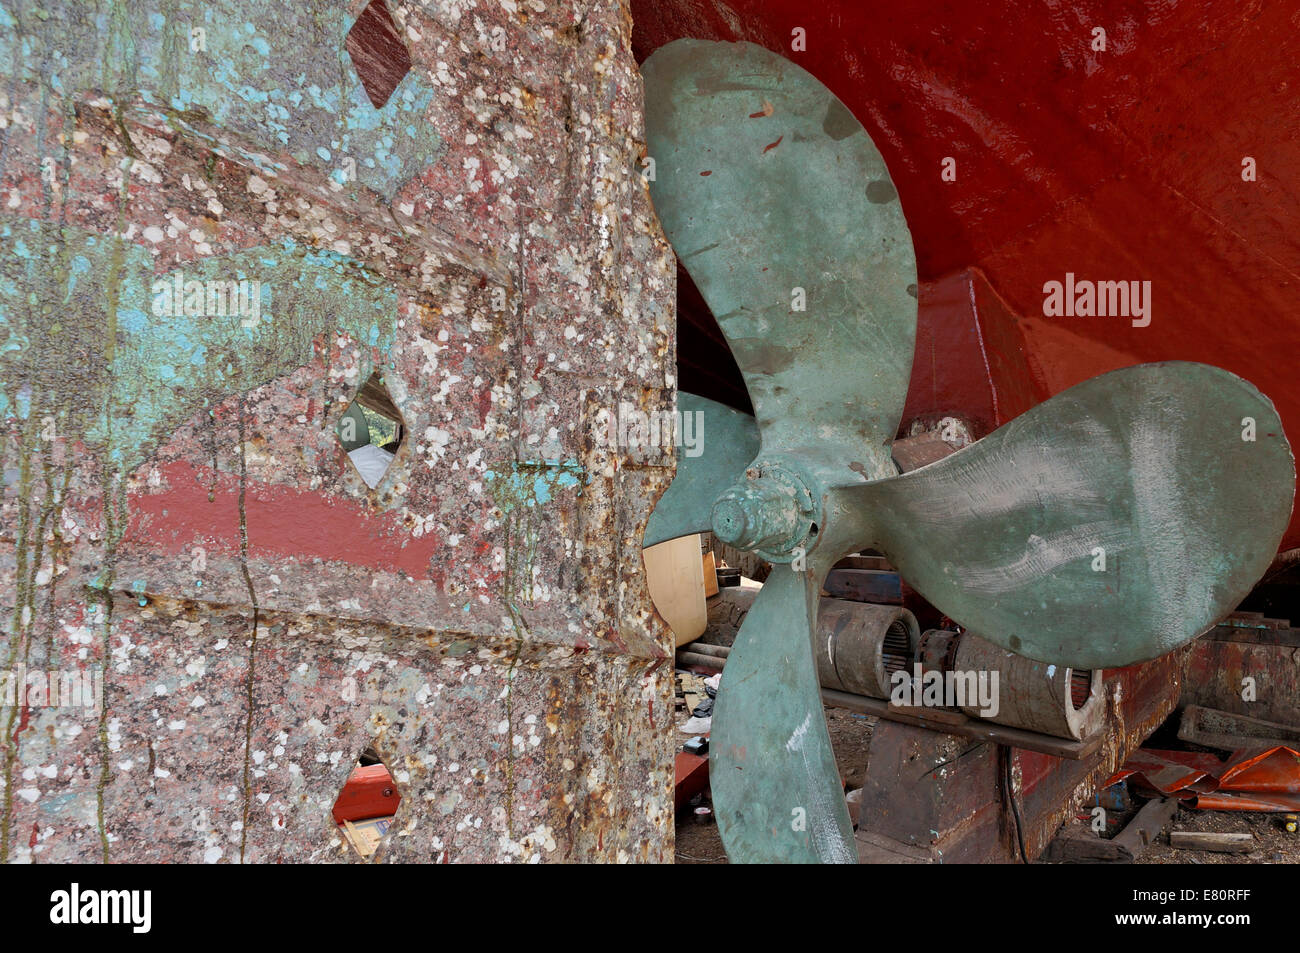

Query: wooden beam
[[821, 688, 1102, 760], [1112, 796, 1179, 858], [1169, 831, 1254, 854]]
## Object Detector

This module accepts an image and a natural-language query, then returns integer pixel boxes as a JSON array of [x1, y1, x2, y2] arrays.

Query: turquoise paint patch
[[118, 307, 148, 335], [0, 1, 445, 202], [0, 223, 399, 476], [485, 462, 584, 512]]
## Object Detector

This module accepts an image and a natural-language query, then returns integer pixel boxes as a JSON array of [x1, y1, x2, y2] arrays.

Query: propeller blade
[[643, 39, 916, 482], [644, 392, 760, 546], [710, 562, 857, 863], [842, 362, 1295, 669]]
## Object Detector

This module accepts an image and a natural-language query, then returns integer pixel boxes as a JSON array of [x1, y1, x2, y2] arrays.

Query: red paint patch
[[125, 460, 440, 578]]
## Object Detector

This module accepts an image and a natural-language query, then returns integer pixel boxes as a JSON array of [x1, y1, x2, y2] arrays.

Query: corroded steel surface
[[0, 0, 676, 862]]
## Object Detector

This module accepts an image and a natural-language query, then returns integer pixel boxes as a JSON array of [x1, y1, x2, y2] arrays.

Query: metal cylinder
[[677, 650, 724, 670], [917, 627, 962, 675], [683, 642, 729, 660], [814, 598, 920, 700], [950, 631, 1104, 740]]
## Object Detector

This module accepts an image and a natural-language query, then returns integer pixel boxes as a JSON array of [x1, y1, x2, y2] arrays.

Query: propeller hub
[[710, 467, 819, 560]]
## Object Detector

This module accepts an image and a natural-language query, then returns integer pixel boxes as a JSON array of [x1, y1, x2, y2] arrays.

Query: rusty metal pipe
[[951, 631, 1104, 740], [677, 650, 724, 670], [678, 609, 1104, 740], [682, 641, 730, 659], [813, 599, 920, 699]]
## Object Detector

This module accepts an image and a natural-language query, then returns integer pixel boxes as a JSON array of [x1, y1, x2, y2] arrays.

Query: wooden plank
[[1177, 704, 1300, 751], [820, 688, 1101, 760], [1169, 831, 1254, 854], [644, 534, 707, 647], [1112, 796, 1179, 858], [354, 370, 403, 422], [891, 431, 959, 473], [1203, 616, 1300, 646], [702, 551, 719, 597], [855, 828, 938, 864], [1042, 797, 1177, 864], [1041, 825, 1134, 863], [340, 816, 392, 859]]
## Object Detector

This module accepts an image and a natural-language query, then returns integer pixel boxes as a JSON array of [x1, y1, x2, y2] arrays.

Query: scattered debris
[[1043, 797, 1177, 864], [1112, 745, 1300, 810], [679, 715, 712, 734], [332, 757, 400, 860], [676, 669, 716, 734], [340, 817, 393, 860]]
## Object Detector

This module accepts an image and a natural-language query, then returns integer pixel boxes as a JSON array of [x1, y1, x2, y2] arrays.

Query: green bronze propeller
[[641, 39, 1295, 864]]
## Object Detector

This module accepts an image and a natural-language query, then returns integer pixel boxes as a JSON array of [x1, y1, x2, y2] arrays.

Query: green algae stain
[[483, 461, 583, 840], [485, 462, 583, 607]]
